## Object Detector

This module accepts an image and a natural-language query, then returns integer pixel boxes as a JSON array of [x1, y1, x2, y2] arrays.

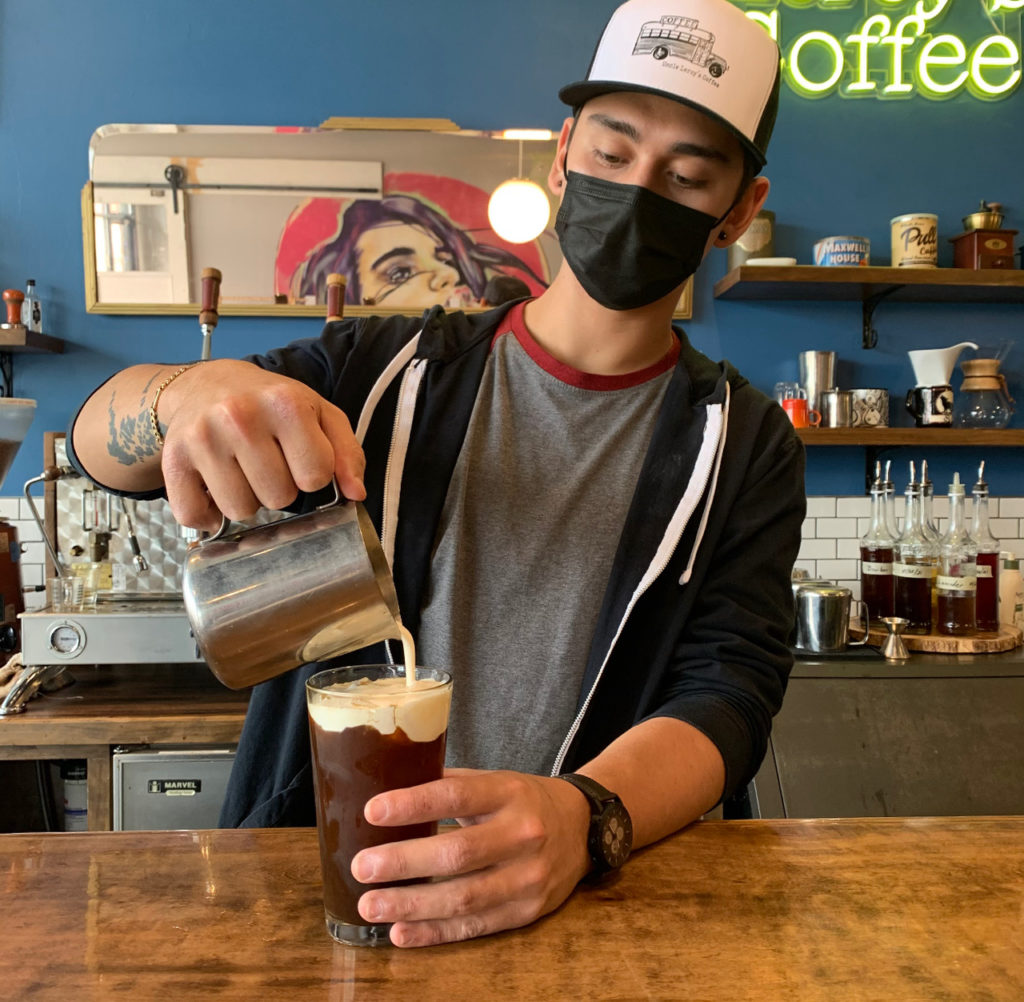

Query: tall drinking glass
[[306, 664, 452, 947]]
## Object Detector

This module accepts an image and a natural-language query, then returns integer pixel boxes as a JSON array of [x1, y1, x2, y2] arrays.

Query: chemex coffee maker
[[906, 341, 977, 426], [953, 340, 1015, 429]]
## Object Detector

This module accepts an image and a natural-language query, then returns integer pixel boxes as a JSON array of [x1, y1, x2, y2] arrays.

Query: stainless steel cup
[[182, 485, 401, 689], [798, 351, 837, 416], [820, 389, 854, 428], [795, 584, 870, 653]]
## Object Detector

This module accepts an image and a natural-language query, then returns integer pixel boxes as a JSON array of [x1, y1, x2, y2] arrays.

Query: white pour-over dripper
[[907, 342, 978, 387]]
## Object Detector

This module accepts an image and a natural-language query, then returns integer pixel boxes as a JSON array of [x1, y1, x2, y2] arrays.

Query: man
[[70, 0, 803, 948]]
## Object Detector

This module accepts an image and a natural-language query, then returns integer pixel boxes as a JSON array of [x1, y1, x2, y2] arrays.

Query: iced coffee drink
[[306, 664, 452, 946]]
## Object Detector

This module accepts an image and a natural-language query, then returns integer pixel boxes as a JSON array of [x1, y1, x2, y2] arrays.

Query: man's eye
[[671, 173, 706, 189], [594, 149, 624, 165]]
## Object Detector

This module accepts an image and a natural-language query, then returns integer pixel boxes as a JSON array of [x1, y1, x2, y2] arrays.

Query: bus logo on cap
[[633, 15, 729, 79]]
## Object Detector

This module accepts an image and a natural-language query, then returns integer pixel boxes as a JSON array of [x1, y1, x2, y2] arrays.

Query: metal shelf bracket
[[862, 284, 903, 349], [0, 352, 14, 398]]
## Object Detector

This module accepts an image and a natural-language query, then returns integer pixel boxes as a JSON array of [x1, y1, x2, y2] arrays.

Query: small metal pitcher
[[182, 484, 400, 689], [794, 584, 870, 653]]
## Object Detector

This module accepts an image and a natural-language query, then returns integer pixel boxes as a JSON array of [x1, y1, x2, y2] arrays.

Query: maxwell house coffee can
[[813, 235, 870, 267], [891, 213, 938, 268]]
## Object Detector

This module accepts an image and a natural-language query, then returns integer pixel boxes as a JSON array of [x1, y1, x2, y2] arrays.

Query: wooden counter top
[[0, 663, 249, 748], [3, 817, 1022, 1000], [0, 664, 249, 829]]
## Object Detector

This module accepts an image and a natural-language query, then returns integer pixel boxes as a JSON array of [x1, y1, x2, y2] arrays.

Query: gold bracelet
[[149, 363, 200, 447]]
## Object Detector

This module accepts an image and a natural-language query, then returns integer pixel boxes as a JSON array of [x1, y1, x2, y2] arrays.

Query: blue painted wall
[[1, 0, 1020, 495]]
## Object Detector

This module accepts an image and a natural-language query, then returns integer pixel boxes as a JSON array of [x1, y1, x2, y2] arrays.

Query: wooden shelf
[[796, 428, 1024, 446], [0, 325, 64, 354], [714, 265, 1024, 304]]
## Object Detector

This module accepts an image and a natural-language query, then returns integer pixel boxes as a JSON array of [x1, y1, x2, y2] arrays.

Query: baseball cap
[[559, 0, 781, 167]]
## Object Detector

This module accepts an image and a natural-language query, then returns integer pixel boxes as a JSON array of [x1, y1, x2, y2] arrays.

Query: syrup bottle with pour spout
[[894, 462, 936, 635], [860, 462, 896, 622], [937, 473, 977, 636], [971, 462, 1001, 632]]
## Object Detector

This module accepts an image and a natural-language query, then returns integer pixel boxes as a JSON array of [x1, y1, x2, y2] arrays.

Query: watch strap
[[558, 772, 633, 876], [558, 772, 617, 809]]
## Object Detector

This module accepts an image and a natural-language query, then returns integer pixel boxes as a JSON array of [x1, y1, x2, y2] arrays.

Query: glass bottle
[[24, 278, 41, 333], [920, 460, 941, 543], [882, 459, 901, 541], [894, 462, 936, 634], [971, 462, 1000, 632], [860, 461, 895, 621], [937, 473, 977, 636]]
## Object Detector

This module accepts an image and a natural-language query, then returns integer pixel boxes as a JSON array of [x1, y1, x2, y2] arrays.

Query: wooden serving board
[[858, 621, 1023, 653]]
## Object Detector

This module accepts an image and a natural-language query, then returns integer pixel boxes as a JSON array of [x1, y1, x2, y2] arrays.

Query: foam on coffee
[[308, 676, 450, 742]]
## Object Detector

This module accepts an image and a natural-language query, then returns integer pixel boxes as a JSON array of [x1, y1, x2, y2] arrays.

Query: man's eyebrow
[[588, 112, 641, 142], [370, 247, 414, 271], [669, 140, 730, 163], [586, 112, 730, 163]]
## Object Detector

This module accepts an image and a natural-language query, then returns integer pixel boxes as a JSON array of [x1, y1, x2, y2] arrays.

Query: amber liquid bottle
[[860, 464, 895, 621], [971, 463, 1000, 633], [937, 473, 977, 636], [894, 465, 936, 634]]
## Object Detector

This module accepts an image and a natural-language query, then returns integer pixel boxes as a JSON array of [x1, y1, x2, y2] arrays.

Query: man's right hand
[[71, 359, 366, 531]]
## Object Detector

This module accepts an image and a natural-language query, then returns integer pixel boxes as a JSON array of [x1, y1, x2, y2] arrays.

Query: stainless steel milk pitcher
[[182, 483, 401, 689], [794, 584, 870, 653]]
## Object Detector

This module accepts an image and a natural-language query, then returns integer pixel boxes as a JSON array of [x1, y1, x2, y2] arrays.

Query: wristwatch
[[558, 773, 633, 877]]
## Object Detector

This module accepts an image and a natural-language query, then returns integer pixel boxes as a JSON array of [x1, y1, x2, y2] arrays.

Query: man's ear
[[714, 176, 770, 248], [547, 116, 575, 197]]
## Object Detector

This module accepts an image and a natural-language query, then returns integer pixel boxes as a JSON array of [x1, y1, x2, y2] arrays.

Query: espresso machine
[[0, 443, 206, 715], [0, 271, 227, 716]]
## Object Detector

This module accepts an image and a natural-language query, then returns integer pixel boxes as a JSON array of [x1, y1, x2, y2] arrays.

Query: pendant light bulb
[[487, 179, 551, 244]]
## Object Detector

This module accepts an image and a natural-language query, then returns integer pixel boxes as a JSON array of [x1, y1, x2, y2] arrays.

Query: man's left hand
[[351, 768, 592, 947]]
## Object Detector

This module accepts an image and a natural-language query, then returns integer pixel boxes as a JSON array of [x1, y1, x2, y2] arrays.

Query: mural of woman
[[277, 174, 551, 310]]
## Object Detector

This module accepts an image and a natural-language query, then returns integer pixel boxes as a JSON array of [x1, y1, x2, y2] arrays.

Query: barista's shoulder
[[319, 305, 508, 363]]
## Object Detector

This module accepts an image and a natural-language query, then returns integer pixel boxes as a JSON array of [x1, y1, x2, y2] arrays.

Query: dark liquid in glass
[[860, 545, 894, 620], [310, 720, 446, 927], [895, 573, 932, 634], [938, 590, 976, 636], [976, 552, 1000, 632]]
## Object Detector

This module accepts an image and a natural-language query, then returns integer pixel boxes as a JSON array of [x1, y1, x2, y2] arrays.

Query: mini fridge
[[112, 747, 235, 831]]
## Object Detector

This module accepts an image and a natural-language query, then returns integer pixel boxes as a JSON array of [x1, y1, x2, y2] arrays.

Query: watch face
[[597, 803, 633, 869]]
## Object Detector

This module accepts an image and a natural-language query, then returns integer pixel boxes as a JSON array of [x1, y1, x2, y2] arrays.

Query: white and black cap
[[559, 0, 781, 167]]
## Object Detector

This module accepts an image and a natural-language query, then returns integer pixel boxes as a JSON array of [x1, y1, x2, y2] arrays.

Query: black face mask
[[555, 170, 725, 311]]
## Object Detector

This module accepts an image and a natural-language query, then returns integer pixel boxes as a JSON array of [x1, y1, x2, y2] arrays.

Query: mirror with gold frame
[[82, 119, 692, 320]]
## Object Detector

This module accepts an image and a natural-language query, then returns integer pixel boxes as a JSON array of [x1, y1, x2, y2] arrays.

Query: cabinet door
[[760, 675, 1024, 818]]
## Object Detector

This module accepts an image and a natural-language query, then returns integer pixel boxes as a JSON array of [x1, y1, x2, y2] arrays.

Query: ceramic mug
[[782, 397, 821, 428], [905, 384, 953, 427], [850, 388, 890, 427]]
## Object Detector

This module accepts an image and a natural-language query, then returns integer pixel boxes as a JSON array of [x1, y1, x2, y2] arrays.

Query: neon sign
[[740, 0, 1022, 99]]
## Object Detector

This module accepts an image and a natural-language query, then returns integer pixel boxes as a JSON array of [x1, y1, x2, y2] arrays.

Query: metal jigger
[[879, 616, 911, 661]]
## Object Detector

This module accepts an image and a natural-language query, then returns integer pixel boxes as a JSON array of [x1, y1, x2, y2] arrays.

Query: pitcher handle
[[849, 600, 870, 646], [201, 478, 345, 545]]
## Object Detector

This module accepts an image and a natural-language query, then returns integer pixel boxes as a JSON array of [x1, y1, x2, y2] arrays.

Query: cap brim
[[558, 79, 767, 168]]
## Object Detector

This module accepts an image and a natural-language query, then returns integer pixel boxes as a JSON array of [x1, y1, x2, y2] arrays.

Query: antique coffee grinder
[[950, 201, 1017, 270]]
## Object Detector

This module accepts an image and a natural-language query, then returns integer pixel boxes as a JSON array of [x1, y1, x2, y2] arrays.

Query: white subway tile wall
[[4, 493, 1024, 613], [796, 496, 1024, 602]]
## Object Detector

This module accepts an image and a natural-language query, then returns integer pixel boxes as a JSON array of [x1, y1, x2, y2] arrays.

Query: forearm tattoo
[[106, 374, 160, 467]]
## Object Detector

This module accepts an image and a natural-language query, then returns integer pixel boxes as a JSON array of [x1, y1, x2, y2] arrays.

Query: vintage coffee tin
[[813, 235, 870, 267], [891, 213, 938, 268]]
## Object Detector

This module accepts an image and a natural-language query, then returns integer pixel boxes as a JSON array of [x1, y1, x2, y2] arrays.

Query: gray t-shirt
[[417, 302, 678, 775]]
